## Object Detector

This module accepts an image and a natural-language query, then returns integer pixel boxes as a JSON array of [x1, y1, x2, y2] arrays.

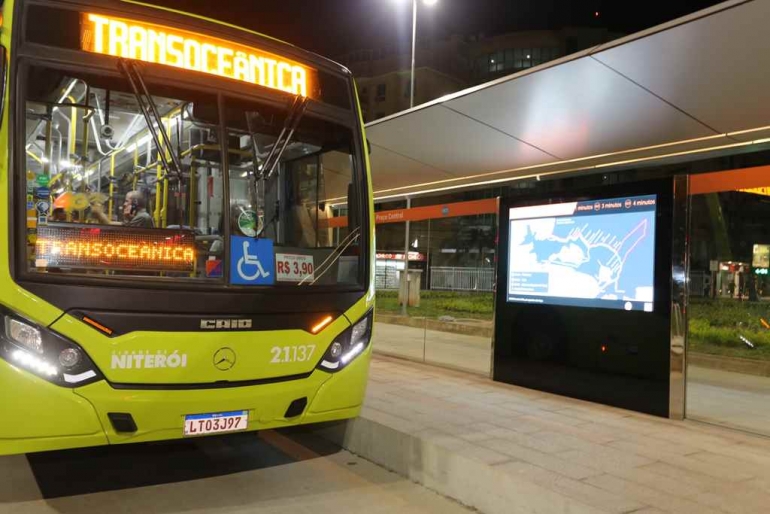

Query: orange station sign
[[81, 13, 311, 97], [689, 165, 770, 195], [324, 198, 498, 228]]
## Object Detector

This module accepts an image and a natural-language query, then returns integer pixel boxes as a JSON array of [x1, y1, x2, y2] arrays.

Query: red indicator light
[[601, 345, 607, 353]]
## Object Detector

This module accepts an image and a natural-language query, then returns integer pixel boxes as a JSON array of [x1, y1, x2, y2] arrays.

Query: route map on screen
[[507, 195, 657, 312]]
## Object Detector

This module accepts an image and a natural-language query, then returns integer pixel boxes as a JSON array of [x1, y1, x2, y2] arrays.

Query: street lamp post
[[397, 0, 437, 316], [405, 0, 438, 109], [409, 0, 417, 109]]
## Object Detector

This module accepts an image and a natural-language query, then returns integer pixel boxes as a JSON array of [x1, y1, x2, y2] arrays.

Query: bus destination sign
[[81, 13, 310, 97], [35, 225, 197, 273]]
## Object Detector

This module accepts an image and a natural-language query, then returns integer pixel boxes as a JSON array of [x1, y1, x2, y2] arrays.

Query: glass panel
[[373, 216, 427, 361], [475, 55, 488, 77], [23, 66, 364, 288], [224, 96, 363, 287], [687, 183, 770, 435], [422, 214, 495, 375], [24, 65, 223, 280], [505, 49, 515, 70]]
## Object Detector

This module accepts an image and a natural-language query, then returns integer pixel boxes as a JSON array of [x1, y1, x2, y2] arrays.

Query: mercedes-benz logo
[[213, 347, 237, 371]]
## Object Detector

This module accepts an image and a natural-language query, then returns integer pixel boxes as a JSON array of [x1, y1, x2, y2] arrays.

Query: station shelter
[[341, 0, 770, 436]]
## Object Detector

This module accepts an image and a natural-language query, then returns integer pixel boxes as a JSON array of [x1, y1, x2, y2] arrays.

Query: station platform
[[318, 354, 770, 514]]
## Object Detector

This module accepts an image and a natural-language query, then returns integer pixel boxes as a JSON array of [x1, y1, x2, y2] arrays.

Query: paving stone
[[611, 465, 705, 499], [606, 437, 700, 461], [484, 439, 602, 480], [557, 446, 656, 475], [659, 453, 755, 482], [496, 429, 576, 454], [454, 444, 513, 465], [499, 461, 647, 514], [693, 480, 770, 514], [584, 474, 726, 514], [639, 461, 727, 493]]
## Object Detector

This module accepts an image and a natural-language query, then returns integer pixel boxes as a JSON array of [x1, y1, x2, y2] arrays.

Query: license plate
[[183, 410, 249, 437]]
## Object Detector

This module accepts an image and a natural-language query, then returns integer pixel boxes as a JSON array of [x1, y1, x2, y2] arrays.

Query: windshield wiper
[[118, 59, 183, 181], [244, 111, 266, 225], [298, 227, 361, 286], [243, 96, 309, 238], [261, 95, 309, 180]]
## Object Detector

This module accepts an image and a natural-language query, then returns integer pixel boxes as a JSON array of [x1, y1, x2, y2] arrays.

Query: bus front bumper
[[0, 346, 371, 456]]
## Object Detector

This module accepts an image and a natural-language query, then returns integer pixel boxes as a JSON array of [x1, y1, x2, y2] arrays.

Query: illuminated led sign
[[35, 225, 196, 272], [753, 244, 770, 269], [81, 13, 310, 97], [741, 187, 770, 197], [375, 252, 426, 262]]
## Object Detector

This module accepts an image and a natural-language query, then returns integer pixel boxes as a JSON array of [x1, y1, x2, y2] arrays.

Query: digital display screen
[[35, 224, 197, 273], [507, 195, 657, 312]]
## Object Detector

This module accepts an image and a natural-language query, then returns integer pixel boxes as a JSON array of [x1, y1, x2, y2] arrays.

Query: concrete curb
[[315, 416, 603, 514]]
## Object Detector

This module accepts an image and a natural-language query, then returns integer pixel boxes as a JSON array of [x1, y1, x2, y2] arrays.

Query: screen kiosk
[[494, 179, 675, 417]]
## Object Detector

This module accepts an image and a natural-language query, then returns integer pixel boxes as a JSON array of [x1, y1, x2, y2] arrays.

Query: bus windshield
[[23, 64, 364, 288]]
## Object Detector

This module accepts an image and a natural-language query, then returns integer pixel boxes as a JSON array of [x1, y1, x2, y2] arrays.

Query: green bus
[[0, 0, 374, 454]]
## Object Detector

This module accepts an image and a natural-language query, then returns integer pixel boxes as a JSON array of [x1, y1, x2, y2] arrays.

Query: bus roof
[[122, 0, 291, 47]]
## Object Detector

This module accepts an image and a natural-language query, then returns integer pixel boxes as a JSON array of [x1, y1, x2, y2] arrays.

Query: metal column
[[670, 174, 690, 420], [401, 197, 411, 316]]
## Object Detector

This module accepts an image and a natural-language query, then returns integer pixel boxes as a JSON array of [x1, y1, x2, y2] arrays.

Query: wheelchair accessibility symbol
[[230, 236, 275, 285]]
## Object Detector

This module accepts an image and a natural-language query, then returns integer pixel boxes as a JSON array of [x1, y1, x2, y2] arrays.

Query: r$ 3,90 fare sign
[[276, 253, 314, 282]]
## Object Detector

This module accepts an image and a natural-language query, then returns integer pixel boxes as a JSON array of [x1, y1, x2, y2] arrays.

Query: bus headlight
[[0, 308, 103, 387], [6, 317, 43, 354], [317, 310, 373, 373]]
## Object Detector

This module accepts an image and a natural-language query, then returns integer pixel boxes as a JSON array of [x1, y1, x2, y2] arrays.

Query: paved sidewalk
[[374, 321, 770, 436], [326, 355, 770, 514]]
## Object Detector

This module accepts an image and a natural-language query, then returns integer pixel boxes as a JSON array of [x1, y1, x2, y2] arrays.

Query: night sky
[[155, 0, 725, 58]]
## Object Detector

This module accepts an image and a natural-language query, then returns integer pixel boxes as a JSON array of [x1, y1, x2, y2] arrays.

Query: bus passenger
[[91, 191, 155, 228]]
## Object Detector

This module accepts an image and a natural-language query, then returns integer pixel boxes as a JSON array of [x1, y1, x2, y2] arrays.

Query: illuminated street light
[[396, 0, 439, 109], [394, 0, 437, 316]]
